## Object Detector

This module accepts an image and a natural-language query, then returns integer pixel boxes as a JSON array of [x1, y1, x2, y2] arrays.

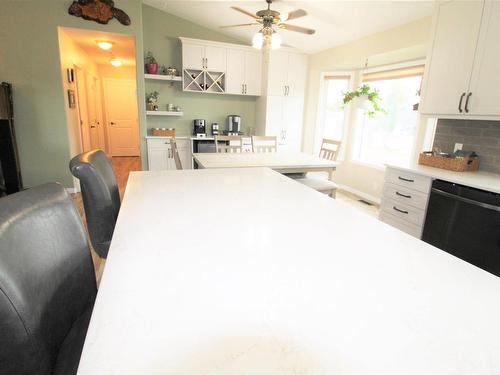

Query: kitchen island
[[78, 168, 500, 374]]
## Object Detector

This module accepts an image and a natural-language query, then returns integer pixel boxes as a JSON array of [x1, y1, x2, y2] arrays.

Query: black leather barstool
[[0, 183, 97, 375], [69, 149, 121, 258]]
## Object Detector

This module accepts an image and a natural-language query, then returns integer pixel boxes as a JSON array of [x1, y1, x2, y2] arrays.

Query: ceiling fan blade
[[280, 23, 316, 35], [281, 9, 307, 22], [220, 23, 259, 29], [230, 6, 258, 20]]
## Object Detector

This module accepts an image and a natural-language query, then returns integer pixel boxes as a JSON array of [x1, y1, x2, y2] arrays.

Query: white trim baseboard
[[337, 184, 381, 205]]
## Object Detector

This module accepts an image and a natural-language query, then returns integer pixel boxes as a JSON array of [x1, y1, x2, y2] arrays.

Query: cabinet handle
[[458, 92, 466, 113], [465, 92, 472, 113], [287, 86, 290, 96], [398, 176, 414, 183], [396, 191, 412, 199], [284, 86, 286, 96], [245, 84, 247, 94], [393, 206, 409, 214], [242, 84, 244, 94]]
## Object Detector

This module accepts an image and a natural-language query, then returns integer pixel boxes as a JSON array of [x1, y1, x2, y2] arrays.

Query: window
[[314, 74, 352, 155], [353, 65, 424, 167]]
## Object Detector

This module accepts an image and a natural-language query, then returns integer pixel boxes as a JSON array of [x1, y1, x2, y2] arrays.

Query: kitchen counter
[[387, 163, 500, 194]]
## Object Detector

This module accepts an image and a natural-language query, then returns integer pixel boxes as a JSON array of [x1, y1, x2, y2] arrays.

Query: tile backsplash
[[432, 119, 500, 174]]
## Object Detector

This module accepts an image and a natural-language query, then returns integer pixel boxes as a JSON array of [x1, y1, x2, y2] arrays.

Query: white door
[[265, 95, 284, 139], [205, 45, 226, 72], [183, 43, 204, 70], [267, 50, 288, 96], [226, 49, 245, 94], [244, 51, 262, 96], [282, 96, 304, 152], [286, 52, 308, 98], [87, 75, 105, 150], [419, 0, 483, 115], [468, 1, 500, 116], [74, 67, 91, 152], [103, 79, 140, 156]]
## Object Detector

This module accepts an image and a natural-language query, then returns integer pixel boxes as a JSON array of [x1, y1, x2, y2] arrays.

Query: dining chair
[[296, 138, 341, 198], [215, 135, 243, 153], [69, 149, 121, 258], [252, 135, 277, 153], [0, 183, 97, 375], [170, 138, 183, 170]]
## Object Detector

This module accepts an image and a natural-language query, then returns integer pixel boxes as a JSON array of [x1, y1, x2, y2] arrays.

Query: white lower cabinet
[[147, 138, 192, 171], [379, 167, 432, 238]]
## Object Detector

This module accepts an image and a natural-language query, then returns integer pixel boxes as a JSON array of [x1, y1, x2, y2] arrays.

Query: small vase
[[145, 64, 158, 75], [146, 103, 156, 111]]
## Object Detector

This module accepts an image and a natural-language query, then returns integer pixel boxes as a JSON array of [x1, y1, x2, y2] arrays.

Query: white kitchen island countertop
[[78, 168, 500, 374], [387, 163, 500, 194]]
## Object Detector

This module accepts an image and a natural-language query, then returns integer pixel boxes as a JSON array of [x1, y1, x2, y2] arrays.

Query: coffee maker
[[225, 115, 242, 135], [193, 119, 206, 136]]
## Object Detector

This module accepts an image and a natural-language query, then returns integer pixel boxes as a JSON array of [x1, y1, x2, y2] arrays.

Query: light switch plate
[[454, 143, 463, 152]]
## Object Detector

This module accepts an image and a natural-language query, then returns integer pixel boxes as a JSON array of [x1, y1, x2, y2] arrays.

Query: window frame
[[314, 71, 355, 160]]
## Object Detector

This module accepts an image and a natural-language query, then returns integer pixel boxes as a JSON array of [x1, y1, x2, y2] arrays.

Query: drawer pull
[[396, 191, 412, 199], [393, 206, 409, 214], [398, 176, 414, 183]]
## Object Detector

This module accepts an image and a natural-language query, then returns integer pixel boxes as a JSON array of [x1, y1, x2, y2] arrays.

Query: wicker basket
[[151, 128, 176, 137], [418, 152, 480, 172]]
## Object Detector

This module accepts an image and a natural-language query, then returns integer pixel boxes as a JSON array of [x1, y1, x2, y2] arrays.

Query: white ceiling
[[62, 27, 137, 66], [143, 0, 435, 54]]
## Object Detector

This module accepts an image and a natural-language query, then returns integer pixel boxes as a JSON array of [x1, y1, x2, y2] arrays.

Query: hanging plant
[[342, 84, 386, 117]]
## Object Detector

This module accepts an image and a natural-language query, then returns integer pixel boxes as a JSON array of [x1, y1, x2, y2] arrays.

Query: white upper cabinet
[[182, 43, 205, 70], [244, 51, 262, 96], [267, 51, 308, 97], [468, 1, 500, 116], [286, 53, 308, 98], [420, 0, 500, 118], [204, 45, 226, 72], [268, 51, 289, 96]]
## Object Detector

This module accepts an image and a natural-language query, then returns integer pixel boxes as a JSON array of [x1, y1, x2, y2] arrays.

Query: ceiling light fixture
[[253, 27, 281, 50], [110, 57, 122, 67], [96, 40, 114, 50]]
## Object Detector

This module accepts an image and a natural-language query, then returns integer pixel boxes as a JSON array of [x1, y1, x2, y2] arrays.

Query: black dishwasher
[[422, 180, 500, 276]]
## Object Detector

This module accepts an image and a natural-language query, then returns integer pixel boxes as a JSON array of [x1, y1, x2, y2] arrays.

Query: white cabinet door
[[419, 1, 483, 115], [244, 51, 262, 96], [265, 95, 284, 138], [205, 45, 226, 72], [267, 51, 288, 96], [282, 96, 304, 152], [182, 43, 204, 70], [468, 1, 500, 116], [176, 140, 192, 170], [286, 53, 307, 98], [148, 148, 170, 171], [226, 49, 245, 95]]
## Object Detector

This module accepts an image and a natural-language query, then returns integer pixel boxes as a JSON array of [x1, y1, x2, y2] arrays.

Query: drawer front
[[380, 197, 426, 227], [379, 212, 422, 239], [385, 168, 432, 193], [382, 183, 429, 210]]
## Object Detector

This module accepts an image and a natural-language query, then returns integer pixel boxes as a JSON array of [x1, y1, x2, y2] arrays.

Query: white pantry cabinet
[[420, 0, 500, 118], [226, 49, 262, 96], [267, 51, 308, 97], [146, 138, 192, 171]]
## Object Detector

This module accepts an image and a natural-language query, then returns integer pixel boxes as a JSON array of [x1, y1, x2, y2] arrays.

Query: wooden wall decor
[[68, 0, 131, 26]]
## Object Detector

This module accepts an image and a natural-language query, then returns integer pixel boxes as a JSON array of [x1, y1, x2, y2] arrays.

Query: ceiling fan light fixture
[[252, 31, 264, 50], [271, 31, 282, 50]]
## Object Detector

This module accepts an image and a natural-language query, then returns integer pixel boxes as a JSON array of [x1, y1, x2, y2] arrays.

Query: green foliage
[[342, 84, 386, 117], [144, 51, 157, 65], [146, 91, 159, 103]]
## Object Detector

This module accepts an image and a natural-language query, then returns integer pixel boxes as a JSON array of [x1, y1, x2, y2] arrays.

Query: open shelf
[[145, 74, 182, 82], [146, 111, 183, 117]]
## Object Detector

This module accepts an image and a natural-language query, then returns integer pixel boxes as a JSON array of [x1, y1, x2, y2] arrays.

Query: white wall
[[302, 17, 433, 202]]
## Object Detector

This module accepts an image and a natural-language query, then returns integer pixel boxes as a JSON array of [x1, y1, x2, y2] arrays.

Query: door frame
[[74, 65, 91, 152]]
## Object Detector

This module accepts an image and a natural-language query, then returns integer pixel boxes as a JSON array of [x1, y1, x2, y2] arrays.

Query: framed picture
[[68, 90, 76, 108]]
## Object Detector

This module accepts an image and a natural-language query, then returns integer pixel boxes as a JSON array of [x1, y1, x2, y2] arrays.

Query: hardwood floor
[[72, 156, 141, 285]]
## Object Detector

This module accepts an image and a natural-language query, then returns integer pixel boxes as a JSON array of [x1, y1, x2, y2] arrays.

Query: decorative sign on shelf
[[68, 0, 131, 26]]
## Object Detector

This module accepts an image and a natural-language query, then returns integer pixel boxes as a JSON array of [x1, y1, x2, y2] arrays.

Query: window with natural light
[[314, 75, 351, 154], [353, 65, 424, 167]]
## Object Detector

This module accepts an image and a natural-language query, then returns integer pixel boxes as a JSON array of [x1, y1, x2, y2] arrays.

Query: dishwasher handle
[[431, 187, 500, 212]]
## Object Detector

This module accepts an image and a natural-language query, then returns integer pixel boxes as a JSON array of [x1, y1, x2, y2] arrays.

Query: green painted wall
[[0, 0, 146, 188], [142, 4, 257, 136]]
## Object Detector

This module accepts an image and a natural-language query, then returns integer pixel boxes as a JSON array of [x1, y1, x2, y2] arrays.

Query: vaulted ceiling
[[143, 1, 435, 54]]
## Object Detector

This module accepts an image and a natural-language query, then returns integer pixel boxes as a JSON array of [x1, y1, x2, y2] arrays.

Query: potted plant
[[343, 84, 385, 117], [146, 91, 159, 111], [144, 52, 158, 75]]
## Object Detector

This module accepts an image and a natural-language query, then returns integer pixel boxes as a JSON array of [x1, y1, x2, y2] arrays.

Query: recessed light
[[110, 58, 122, 67], [97, 40, 114, 50]]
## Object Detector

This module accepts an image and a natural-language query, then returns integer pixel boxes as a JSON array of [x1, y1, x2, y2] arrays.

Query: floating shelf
[[145, 74, 182, 82], [146, 111, 183, 116]]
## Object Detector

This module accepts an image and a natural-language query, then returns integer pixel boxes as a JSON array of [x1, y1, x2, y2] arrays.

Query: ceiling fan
[[221, 0, 315, 49]]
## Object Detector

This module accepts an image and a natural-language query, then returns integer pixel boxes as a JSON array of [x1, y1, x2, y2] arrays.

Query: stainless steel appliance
[[193, 119, 206, 136], [422, 179, 500, 276], [211, 123, 219, 136], [227, 115, 241, 133]]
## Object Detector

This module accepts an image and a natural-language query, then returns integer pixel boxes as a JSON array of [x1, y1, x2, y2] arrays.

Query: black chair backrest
[[0, 183, 97, 375], [69, 149, 120, 258]]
